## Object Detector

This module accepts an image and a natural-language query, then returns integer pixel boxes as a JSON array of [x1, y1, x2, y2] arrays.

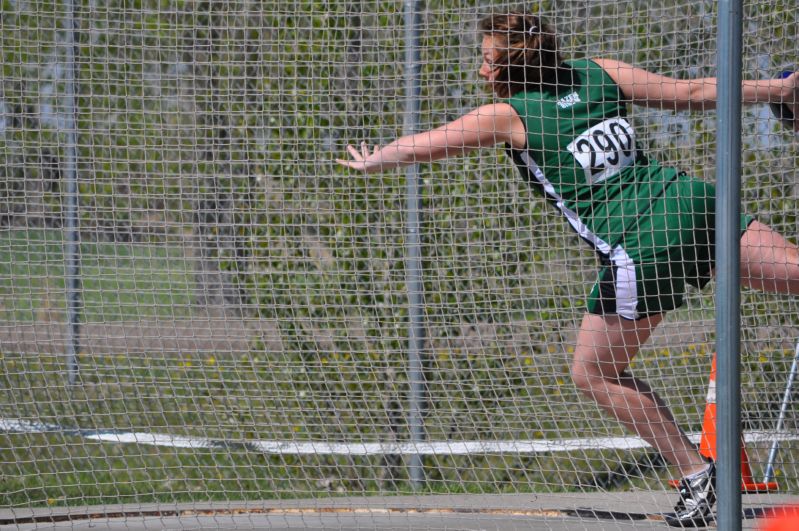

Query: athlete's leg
[[740, 220, 799, 294], [571, 312, 708, 477]]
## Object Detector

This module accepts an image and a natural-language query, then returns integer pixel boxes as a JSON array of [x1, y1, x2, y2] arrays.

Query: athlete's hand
[[336, 141, 385, 173], [779, 71, 799, 133], [791, 75, 799, 133]]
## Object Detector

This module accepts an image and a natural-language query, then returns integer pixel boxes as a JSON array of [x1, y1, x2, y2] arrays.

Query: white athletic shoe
[[664, 462, 716, 528]]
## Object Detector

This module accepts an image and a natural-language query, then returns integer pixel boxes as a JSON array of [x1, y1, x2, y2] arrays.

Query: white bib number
[[567, 118, 636, 184]]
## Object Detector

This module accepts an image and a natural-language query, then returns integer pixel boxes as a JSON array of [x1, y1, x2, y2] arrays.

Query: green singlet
[[505, 58, 753, 319]]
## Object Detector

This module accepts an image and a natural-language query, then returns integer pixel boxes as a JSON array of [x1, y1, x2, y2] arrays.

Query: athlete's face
[[478, 35, 503, 86]]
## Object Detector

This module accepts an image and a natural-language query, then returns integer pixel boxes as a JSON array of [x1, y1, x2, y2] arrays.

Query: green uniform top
[[505, 58, 680, 259]]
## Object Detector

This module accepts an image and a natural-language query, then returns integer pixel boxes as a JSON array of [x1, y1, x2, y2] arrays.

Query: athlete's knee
[[570, 354, 634, 398], [570, 358, 604, 396]]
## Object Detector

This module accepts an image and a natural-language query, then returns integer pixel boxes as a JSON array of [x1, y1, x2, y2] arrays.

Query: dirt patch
[[0, 316, 716, 358], [0, 318, 284, 356]]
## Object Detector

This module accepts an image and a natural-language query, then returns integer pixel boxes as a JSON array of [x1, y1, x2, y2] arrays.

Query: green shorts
[[586, 176, 754, 319]]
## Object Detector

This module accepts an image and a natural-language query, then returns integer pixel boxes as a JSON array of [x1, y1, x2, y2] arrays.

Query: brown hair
[[478, 12, 564, 97]]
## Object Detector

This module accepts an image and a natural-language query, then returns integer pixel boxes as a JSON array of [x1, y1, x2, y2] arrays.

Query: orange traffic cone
[[671, 353, 779, 493]]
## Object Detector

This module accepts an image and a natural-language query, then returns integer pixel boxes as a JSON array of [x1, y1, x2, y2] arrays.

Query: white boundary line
[[2, 417, 797, 455]]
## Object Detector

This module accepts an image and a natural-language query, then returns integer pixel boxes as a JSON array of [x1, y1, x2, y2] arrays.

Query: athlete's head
[[477, 12, 562, 98]]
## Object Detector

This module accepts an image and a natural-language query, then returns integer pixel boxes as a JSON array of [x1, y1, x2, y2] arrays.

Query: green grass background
[[0, 229, 196, 323]]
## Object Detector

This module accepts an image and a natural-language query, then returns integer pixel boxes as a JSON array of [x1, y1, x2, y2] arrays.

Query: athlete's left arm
[[593, 58, 799, 129], [336, 103, 526, 174]]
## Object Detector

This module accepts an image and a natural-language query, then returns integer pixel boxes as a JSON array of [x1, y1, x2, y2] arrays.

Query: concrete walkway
[[3, 492, 798, 530]]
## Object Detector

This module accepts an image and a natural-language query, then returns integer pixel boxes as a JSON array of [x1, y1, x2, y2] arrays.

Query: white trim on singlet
[[609, 245, 638, 319], [518, 151, 640, 319]]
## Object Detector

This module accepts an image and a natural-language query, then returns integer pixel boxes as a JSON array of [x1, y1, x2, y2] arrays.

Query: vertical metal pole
[[63, 0, 82, 385], [403, 0, 425, 489], [715, 0, 743, 528]]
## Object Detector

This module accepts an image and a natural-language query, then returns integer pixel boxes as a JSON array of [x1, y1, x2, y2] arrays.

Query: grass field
[[1, 229, 797, 509], [0, 228, 196, 322], [0, 343, 754, 508]]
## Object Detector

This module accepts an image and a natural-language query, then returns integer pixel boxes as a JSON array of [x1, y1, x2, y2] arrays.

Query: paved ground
[[3, 492, 799, 530]]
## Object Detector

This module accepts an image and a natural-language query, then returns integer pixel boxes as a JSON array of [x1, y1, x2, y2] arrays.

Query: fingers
[[336, 145, 366, 170], [337, 142, 380, 171], [343, 142, 376, 160], [359, 141, 379, 159], [347, 144, 362, 160]]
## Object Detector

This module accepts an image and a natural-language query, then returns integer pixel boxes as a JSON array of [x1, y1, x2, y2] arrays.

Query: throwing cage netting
[[1, 0, 798, 528]]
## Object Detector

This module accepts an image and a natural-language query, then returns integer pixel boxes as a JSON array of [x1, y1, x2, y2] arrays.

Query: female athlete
[[337, 12, 799, 527]]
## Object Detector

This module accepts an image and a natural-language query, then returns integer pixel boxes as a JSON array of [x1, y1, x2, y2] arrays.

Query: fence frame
[[715, 0, 744, 528], [49, 0, 749, 511], [402, 0, 426, 490]]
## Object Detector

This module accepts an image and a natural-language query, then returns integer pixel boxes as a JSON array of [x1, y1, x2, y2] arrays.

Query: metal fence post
[[403, 0, 426, 489], [63, 0, 82, 385], [715, 0, 743, 528]]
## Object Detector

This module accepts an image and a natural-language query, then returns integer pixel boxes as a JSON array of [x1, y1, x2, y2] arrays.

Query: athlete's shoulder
[[568, 58, 627, 108], [564, 57, 593, 69], [565, 58, 617, 84]]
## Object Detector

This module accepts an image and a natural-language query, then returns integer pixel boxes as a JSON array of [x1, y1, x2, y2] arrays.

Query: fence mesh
[[1, 0, 798, 524]]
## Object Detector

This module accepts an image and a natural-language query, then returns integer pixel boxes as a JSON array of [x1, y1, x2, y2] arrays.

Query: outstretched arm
[[594, 58, 799, 131], [336, 103, 526, 173]]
